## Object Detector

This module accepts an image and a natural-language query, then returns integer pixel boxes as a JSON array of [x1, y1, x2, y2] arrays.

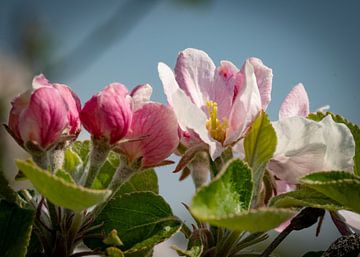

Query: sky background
[[1, 0, 360, 256]]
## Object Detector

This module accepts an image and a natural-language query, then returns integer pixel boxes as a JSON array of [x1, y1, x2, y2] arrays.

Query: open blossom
[[116, 84, 179, 168], [268, 84, 357, 232], [80, 83, 133, 145], [268, 84, 355, 183], [158, 48, 272, 159], [7, 74, 81, 151]]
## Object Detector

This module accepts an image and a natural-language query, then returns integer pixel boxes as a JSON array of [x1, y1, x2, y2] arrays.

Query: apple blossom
[[158, 48, 272, 159], [268, 84, 356, 233], [116, 84, 179, 168], [7, 74, 80, 153], [269, 84, 355, 184], [80, 83, 133, 145]]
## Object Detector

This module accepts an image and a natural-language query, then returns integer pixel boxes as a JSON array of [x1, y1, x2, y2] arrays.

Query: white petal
[[158, 62, 179, 107], [338, 210, 360, 233], [270, 117, 326, 183], [130, 84, 153, 111], [320, 115, 355, 171], [270, 115, 355, 183], [171, 89, 221, 159]]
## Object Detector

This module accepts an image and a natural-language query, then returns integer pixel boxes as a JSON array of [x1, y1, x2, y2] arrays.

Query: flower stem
[[49, 143, 66, 173], [84, 139, 110, 188], [216, 230, 243, 257]]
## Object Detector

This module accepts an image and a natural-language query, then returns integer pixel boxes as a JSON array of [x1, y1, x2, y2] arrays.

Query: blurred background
[[1, 0, 359, 256]]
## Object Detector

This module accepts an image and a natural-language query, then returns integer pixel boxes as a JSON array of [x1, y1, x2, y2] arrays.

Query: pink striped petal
[[248, 58, 273, 110], [174, 48, 216, 108], [279, 83, 310, 120], [120, 103, 179, 167], [19, 87, 68, 149], [54, 83, 81, 135]]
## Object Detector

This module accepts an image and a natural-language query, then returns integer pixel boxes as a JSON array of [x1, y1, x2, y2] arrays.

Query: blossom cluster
[[6, 74, 179, 169], [3, 48, 359, 257]]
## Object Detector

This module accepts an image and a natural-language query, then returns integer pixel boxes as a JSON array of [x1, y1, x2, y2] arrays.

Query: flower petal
[[32, 74, 52, 89], [54, 83, 81, 135], [120, 103, 179, 167], [279, 83, 309, 120], [248, 58, 273, 110], [213, 61, 238, 120], [158, 62, 180, 107], [270, 117, 326, 183], [337, 210, 360, 233], [130, 84, 153, 111], [269, 115, 355, 183], [225, 60, 262, 145], [19, 87, 68, 149], [320, 115, 355, 171], [174, 48, 216, 108]]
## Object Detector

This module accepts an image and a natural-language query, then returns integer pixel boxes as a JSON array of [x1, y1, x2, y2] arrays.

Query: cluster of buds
[[5, 74, 179, 187]]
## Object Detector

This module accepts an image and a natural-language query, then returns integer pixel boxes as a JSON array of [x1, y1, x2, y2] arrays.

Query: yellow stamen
[[206, 101, 228, 143]]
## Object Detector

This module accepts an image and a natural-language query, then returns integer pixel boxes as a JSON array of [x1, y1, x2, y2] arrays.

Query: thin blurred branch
[[44, 0, 160, 79]]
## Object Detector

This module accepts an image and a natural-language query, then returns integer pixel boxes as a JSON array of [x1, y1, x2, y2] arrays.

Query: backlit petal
[[279, 83, 309, 120]]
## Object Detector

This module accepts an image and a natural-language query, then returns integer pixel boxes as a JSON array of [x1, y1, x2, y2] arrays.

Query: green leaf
[[190, 158, 293, 232], [85, 191, 181, 251], [124, 248, 153, 257], [269, 186, 346, 211], [300, 171, 360, 213], [0, 200, 35, 257], [71, 140, 91, 162], [196, 207, 295, 233], [16, 160, 111, 212], [92, 151, 121, 189], [191, 159, 253, 218], [55, 169, 75, 184], [63, 148, 82, 174], [172, 239, 203, 257], [308, 112, 360, 176], [0, 170, 21, 205], [117, 169, 158, 196], [244, 111, 277, 206]]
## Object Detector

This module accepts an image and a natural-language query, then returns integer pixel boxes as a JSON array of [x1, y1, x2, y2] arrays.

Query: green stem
[[92, 157, 135, 218], [84, 140, 110, 188], [216, 230, 243, 257], [49, 143, 65, 173]]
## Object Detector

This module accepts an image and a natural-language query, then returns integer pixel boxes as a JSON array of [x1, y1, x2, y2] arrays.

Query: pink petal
[[174, 48, 216, 108], [120, 103, 179, 167], [19, 87, 68, 149], [32, 74, 52, 89], [248, 58, 273, 110], [225, 60, 262, 145], [80, 84, 132, 144], [130, 84, 153, 111], [213, 61, 238, 120], [54, 83, 81, 135], [8, 90, 32, 143], [279, 83, 310, 120]]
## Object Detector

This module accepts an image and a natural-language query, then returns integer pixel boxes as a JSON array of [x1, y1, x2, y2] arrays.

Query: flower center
[[206, 101, 228, 143]]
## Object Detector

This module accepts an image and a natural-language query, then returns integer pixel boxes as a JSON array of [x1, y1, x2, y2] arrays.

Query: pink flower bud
[[118, 102, 179, 168], [7, 79, 70, 151], [32, 74, 82, 137], [80, 83, 133, 145]]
